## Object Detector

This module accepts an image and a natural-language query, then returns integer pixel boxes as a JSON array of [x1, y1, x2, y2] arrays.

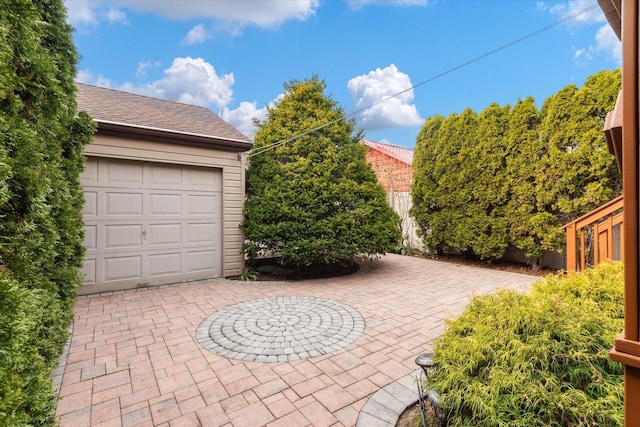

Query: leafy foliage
[[411, 70, 621, 266], [0, 274, 57, 426], [242, 76, 400, 266], [0, 0, 94, 424], [430, 262, 624, 426]]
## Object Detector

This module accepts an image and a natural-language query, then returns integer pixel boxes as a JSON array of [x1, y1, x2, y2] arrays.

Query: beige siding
[[84, 134, 246, 280]]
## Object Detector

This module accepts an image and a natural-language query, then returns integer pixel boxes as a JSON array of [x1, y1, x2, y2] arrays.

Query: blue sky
[[65, 0, 621, 148]]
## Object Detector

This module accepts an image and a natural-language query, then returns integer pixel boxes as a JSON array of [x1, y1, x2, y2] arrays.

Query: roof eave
[[598, 0, 621, 40], [96, 120, 253, 152]]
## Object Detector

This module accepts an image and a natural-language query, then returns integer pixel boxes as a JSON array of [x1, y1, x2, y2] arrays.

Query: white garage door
[[79, 157, 222, 294]]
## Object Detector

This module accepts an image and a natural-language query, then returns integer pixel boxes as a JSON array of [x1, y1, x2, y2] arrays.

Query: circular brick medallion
[[196, 296, 365, 362]]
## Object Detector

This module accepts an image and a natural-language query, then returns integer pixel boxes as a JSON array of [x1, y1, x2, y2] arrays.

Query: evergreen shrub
[[0, 273, 58, 425], [0, 0, 95, 424], [242, 76, 400, 266], [430, 262, 624, 426]]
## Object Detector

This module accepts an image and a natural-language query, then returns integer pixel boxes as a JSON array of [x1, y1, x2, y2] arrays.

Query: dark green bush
[[242, 76, 400, 266], [411, 70, 622, 267], [430, 262, 624, 426], [0, 273, 58, 425], [0, 0, 94, 424]]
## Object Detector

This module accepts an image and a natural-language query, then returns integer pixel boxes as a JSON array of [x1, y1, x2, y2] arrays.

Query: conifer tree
[[411, 109, 480, 256], [539, 71, 620, 220], [468, 102, 511, 260], [410, 69, 621, 267], [242, 76, 400, 266], [411, 114, 445, 251], [443, 108, 480, 255], [1, 0, 94, 423], [505, 97, 561, 268]]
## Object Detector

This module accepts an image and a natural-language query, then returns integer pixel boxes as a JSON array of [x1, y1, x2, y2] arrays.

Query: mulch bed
[[419, 252, 555, 277], [231, 256, 360, 281]]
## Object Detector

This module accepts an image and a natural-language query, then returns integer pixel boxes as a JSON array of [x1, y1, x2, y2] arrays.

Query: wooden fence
[[562, 195, 623, 271]]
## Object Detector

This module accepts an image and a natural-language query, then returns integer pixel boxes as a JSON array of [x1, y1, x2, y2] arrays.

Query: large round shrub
[[242, 76, 400, 266], [430, 262, 623, 426]]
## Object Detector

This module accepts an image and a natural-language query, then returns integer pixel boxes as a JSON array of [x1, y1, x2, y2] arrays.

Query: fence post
[[566, 223, 577, 271]]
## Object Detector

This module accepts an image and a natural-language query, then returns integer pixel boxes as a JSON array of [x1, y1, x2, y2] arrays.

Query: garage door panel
[[149, 253, 181, 276], [187, 223, 217, 244], [187, 194, 219, 216], [82, 158, 99, 183], [83, 192, 98, 216], [80, 157, 222, 294], [148, 223, 181, 246], [106, 160, 143, 185], [104, 256, 142, 281], [187, 167, 221, 190], [81, 259, 96, 284], [84, 225, 97, 250], [149, 163, 183, 187], [105, 224, 143, 249], [149, 193, 182, 216], [106, 192, 143, 216], [187, 250, 216, 272]]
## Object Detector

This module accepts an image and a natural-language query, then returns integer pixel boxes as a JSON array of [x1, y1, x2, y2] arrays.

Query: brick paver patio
[[55, 254, 538, 426]]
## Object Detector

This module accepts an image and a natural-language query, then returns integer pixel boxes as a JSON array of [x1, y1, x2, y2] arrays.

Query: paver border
[[356, 368, 422, 427]]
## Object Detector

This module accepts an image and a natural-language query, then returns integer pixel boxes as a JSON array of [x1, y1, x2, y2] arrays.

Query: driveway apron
[[55, 254, 538, 427]]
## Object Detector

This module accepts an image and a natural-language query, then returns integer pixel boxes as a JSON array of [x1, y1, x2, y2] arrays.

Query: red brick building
[[360, 139, 423, 251], [361, 139, 414, 192]]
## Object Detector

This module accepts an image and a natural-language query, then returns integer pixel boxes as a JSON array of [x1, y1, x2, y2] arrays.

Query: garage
[[81, 157, 223, 290], [76, 83, 252, 295]]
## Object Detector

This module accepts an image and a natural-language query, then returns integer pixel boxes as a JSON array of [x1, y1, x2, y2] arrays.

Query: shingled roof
[[360, 139, 413, 165], [76, 83, 252, 151]]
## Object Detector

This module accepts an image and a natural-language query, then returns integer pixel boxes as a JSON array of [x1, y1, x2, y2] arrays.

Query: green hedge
[[430, 262, 624, 426], [0, 273, 59, 425], [411, 70, 622, 267], [0, 0, 95, 425]]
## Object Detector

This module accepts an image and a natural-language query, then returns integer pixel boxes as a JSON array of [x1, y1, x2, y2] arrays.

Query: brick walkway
[[55, 254, 538, 426]]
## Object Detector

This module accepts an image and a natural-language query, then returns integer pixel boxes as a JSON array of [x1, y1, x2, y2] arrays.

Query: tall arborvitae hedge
[[411, 69, 621, 267], [0, 0, 94, 424]]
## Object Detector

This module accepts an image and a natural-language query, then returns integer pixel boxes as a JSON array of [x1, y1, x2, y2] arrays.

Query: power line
[[248, 2, 600, 158]]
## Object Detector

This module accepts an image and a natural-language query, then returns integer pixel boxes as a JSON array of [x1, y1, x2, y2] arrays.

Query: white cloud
[[221, 94, 284, 138], [76, 69, 113, 88], [549, 0, 604, 25], [64, 0, 98, 26], [183, 24, 211, 45], [79, 57, 234, 110], [535, 2, 548, 12], [135, 60, 160, 77], [119, 0, 318, 26], [64, 1, 129, 27], [107, 8, 129, 25], [595, 24, 622, 64], [548, 1, 620, 65], [347, 0, 428, 10], [65, 0, 318, 30], [573, 47, 593, 64], [347, 64, 423, 131], [221, 101, 267, 137], [129, 57, 235, 109], [77, 56, 287, 138]]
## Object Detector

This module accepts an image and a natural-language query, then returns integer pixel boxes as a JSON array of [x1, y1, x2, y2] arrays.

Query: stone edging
[[52, 324, 73, 397], [356, 368, 422, 427]]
